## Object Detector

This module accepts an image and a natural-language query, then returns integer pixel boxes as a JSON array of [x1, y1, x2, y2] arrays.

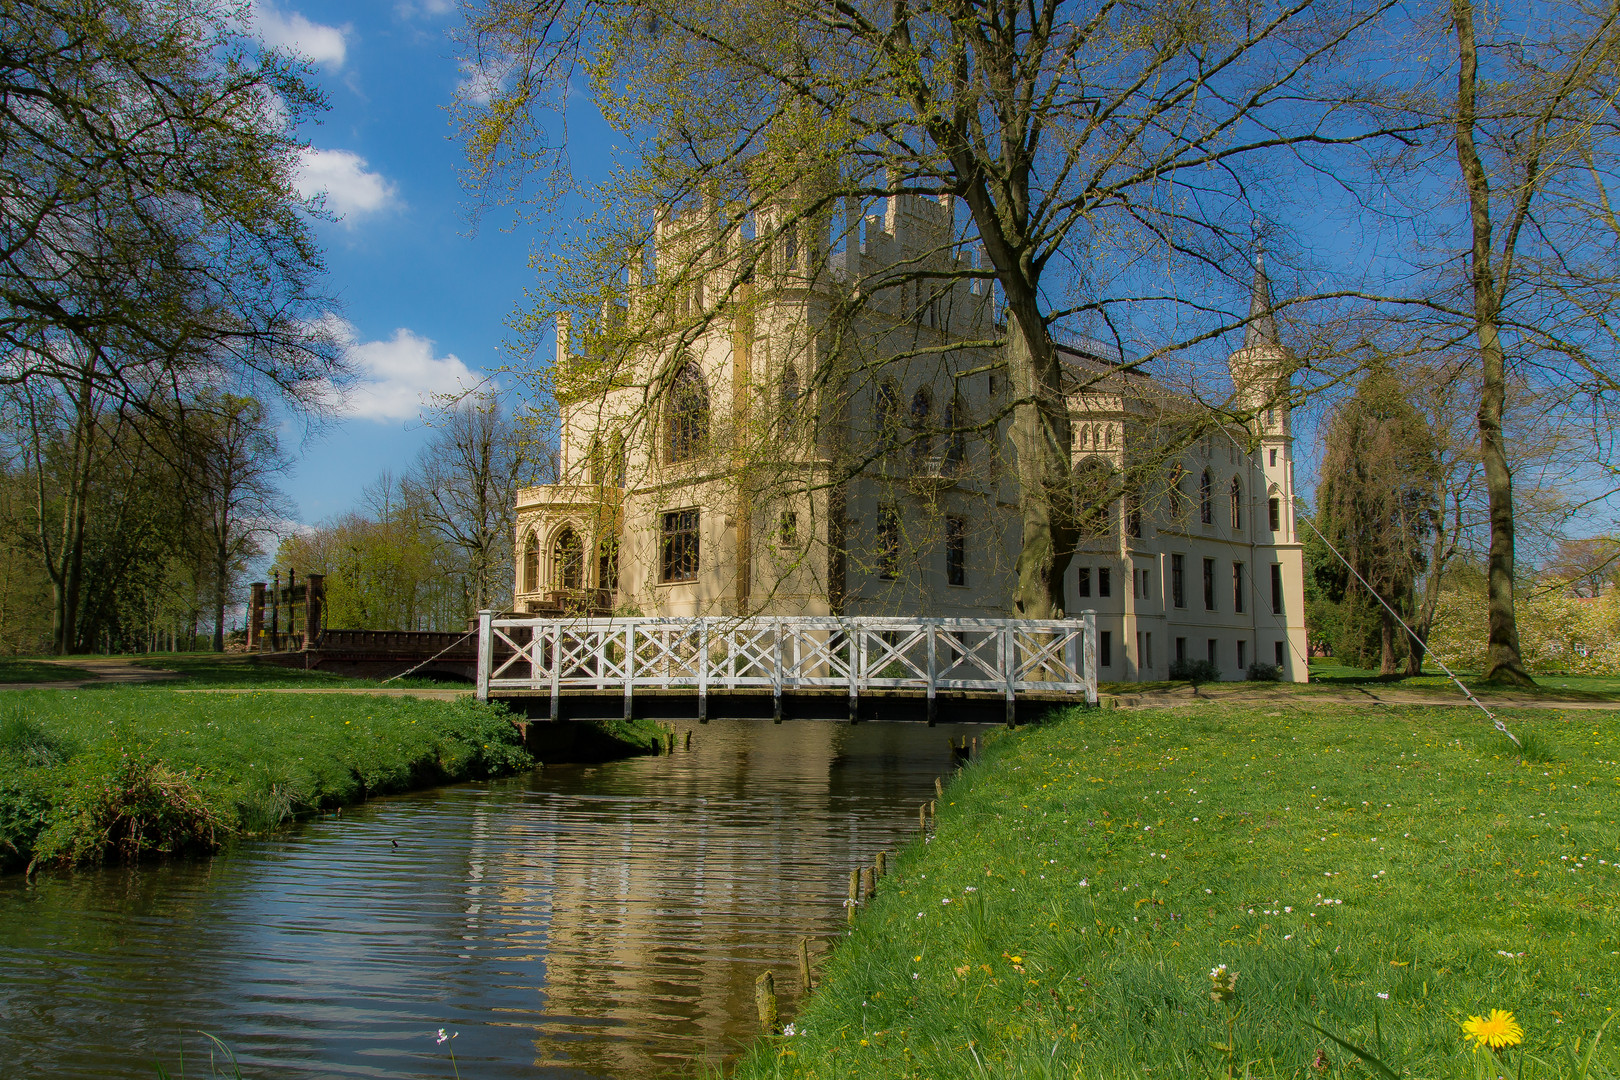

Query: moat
[[0, 717, 984, 1078]]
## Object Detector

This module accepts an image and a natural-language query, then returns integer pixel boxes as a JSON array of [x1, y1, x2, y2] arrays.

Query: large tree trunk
[[1005, 307, 1078, 618], [1453, 0, 1534, 686]]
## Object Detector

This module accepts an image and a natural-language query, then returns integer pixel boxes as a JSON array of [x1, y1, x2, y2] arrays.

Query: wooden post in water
[[860, 865, 874, 902], [928, 800, 936, 823], [874, 850, 886, 879], [754, 971, 778, 1034], [798, 937, 813, 992], [683, 730, 691, 750], [918, 803, 927, 836], [847, 868, 859, 924], [934, 776, 943, 798]]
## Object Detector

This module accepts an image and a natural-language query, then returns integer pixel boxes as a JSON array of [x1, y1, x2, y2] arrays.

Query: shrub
[[1169, 658, 1220, 683], [29, 744, 232, 869], [1247, 662, 1283, 681]]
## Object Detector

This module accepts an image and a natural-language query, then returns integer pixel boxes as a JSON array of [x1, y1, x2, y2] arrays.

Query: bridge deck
[[476, 613, 1099, 724]]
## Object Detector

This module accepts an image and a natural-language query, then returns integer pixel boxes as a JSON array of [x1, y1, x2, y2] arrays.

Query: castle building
[[514, 191, 1307, 682]]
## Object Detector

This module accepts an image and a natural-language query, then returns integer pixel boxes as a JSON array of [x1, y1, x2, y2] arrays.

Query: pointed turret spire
[[1243, 253, 1280, 350]]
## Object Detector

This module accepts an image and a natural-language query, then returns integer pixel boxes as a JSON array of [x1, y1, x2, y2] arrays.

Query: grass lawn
[[0, 659, 99, 683], [128, 653, 451, 689], [735, 703, 1620, 1080], [0, 688, 530, 873], [1305, 660, 1620, 703]]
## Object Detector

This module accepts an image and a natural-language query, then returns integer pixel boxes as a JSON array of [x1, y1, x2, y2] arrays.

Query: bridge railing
[[475, 613, 1098, 722]]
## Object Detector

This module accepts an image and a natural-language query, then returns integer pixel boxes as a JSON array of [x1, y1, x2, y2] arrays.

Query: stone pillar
[[303, 573, 325, 650], [248, 583, 266, 651]]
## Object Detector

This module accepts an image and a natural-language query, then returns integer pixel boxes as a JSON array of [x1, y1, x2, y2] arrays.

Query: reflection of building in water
[[467, 721, 864, 1077], [514, 183, 1306, 683]]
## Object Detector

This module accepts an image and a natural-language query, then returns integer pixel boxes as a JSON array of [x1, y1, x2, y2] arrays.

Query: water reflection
[[0, 718, 987, 1078]]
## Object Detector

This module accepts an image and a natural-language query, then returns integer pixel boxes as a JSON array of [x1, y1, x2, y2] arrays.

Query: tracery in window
[[667, 362, 709, 463]]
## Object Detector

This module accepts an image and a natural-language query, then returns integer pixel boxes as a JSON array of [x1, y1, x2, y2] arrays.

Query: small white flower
[[1377, 992, 1389, 1000], [783, 1024, 798, 1036], [941, 897, 952, 904], [963, 886, 977, 892], [1079, 879, 1088, 887], [912, 972, 919, 979]]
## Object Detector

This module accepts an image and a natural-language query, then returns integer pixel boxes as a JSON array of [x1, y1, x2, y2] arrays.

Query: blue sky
[[254, 0, 604, 524]]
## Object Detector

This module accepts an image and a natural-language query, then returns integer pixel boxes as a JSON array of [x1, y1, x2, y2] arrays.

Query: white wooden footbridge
[[474, 613, 1099, 724]]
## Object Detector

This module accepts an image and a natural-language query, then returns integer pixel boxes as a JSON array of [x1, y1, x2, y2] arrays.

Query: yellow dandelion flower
[[1462, 1009, 1524, 1051]]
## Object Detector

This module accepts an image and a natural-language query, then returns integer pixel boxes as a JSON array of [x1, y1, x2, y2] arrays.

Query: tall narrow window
[[1099, 631, 1112, 667], [1233, 562, 1245, 613], [1098, 567, 1112, 597], [946, 516, 967, 587], [1200, 470, 1213, 524], [1207, 638, 1217, 664], [779, 510, 798, 548], [1269, 448, 1278, 467], [1237, 640, 1248, 670], [944, 394, 966, 474], [909, 387, 933, 468], [1077, 567, 1091, 597], [1271, 564, 1284, 614], [597, 536, 619, 592], [660, 509, 700, 582], [780, 362, 800, 436], [522, 531, 539, 593], [667, 363, 709, 463], [877, 507, 901, 579], [875, 380, 900, 450], [1274, 641, 1285, 666], [1268, 497, 1281, 531], [1126, 491, 1143, 538], [1202, 557, 1216, 611], [1229, 477, 1243, 529], [784, 226, 798, 270], [1168, 466, 1187, 518], [552, 528, 583, 590], [1171, 554, 1185, 608]]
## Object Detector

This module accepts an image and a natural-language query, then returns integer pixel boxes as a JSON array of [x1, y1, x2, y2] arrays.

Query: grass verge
[[128, 653, 449, 689], [736, 703, 1619, 1079], [0, 689, 531, 874]]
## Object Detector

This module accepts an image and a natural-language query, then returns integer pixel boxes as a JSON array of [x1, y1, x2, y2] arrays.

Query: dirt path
[[0, 656, 182, 691]]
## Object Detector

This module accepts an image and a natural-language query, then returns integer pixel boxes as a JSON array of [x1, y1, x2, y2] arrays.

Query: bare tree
[[405, 392, 538, 615], [188, 394, 290, 652]]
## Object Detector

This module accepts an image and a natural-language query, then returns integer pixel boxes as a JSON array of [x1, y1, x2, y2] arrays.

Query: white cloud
[[252, 1, 349, 69], [324, 319, 482, 422], [397, 0, 456, 16], [295, 148, 398, 223]]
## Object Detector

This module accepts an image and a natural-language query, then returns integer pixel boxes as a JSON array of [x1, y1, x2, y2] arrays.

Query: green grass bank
[[737, 703, 1619, 1080], [0, 689, 532, 874]]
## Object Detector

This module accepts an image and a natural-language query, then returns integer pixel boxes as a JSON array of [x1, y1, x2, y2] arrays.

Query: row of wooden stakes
[[752, 734, 980, 1035]]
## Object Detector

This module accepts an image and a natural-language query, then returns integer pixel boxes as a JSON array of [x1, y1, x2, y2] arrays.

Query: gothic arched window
[[522, 531, 539, 593], [1230, 477, 1243, 529], [909, 387, 933, 467], [552, 528, 584, 590], [667, 362, 709, 463], [875, 380, 900, 449], [1200, 470, 1213, 525]]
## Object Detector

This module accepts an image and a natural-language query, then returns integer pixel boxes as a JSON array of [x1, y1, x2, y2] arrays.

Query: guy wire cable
[[1210, 421, 1523, 749]]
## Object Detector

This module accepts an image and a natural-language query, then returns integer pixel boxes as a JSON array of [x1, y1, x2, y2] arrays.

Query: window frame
[[659, 508, 701, 583]]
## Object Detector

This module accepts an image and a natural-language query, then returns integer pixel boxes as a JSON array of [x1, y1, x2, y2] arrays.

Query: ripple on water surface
[[0, 717, 986, 1079]]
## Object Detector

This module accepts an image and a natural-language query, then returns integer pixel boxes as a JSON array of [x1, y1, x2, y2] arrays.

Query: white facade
[[514, 192, 1307, 683]]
